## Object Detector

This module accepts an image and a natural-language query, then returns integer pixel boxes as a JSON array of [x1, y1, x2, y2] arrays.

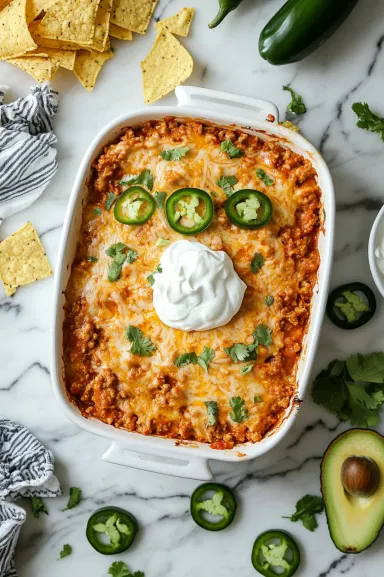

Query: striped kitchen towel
[[0, 417, 61, 577], [0, 83, 59, 223]]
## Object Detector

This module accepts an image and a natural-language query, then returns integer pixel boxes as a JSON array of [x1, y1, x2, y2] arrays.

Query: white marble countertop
[[1, 0, 384, 575]]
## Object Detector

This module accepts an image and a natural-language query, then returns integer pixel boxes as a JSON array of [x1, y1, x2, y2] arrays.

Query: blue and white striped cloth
[[0, 83, 59, 224], [0, 418, 60, 577]]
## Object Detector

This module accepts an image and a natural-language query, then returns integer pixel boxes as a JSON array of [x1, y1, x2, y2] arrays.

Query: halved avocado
[[321, 429, 384, 553]]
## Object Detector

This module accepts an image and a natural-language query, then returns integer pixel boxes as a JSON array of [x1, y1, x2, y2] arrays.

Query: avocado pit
[[341, 456, 380, 498]]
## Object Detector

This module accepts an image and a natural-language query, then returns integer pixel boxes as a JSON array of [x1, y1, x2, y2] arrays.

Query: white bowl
[[369, 204, 384, 298]]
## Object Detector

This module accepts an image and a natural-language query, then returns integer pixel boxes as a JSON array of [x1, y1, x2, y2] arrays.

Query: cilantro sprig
[[229, 396, 248, 423], [105, 192, 117, 211], [119, 169, 153, 191], [106, 243, 138, 282], [174, 347, 215, 372], [153, 191, 166, 209], [126, 326, 156, 357], [352, 102, 384, 142], [256, 169, 274, 186], [217, 175, 237, 197], [283, 495, 324, 532], [251, 252, 264, 274], [225, 324, 272, 364], [312, 353, 384, 427], [31, 497, 48, 518], [160, 147, 189, 161], [283, 86, 307, 116], [108, 561, 144, 577], [205, 401, 218, 426], [58, 544, 72, 559], [147, 264, 162, 286], [62, 487, 82, 511], [221, 140, 244, 159]]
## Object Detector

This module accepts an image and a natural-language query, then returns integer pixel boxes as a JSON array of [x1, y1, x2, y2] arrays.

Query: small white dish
[[369, 204, 384, 298]]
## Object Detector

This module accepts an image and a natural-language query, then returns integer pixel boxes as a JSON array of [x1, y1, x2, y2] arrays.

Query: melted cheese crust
[[63, 118, 321, 449]]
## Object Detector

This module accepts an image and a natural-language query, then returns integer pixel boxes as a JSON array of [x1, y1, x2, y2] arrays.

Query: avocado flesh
[[321, 429, 384, 553]]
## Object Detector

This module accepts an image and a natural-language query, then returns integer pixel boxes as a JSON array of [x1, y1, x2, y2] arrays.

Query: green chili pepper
[[114, 186, 156, 226], [209, 0, 244, 29], [190, 483, 237, 531], [86, 507, 138, 555], [252, 530, 301, 577], [326, 282, 376, 330], [225, 189, 272, 229], [165, 188, 214, 235]]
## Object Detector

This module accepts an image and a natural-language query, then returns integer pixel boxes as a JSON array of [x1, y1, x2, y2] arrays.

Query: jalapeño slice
[[165, 188, 214, 235], [326, 282, 376, 330], [114, 186, 156, 225], [225, 189, 272, 229], [252, 530, 300, 577], [86, 506, 138, 555], [190, 482, 237, 531]]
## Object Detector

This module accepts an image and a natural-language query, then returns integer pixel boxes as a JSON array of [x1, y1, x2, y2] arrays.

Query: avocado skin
[[321, 429, 384, 554], [259, 0, 360, 65]]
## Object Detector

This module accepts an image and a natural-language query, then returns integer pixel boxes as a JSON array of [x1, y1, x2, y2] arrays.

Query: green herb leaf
[[160, 147, 189, 161], [283, 85, 307, 116], [108, 260, 123, 282], [31, 497, 48, 518], [283, 494, 324, 532], [254, 395, 262, 403], [352, 102, 384, 142], [205, 401, 218, 426], [106, 243, 136, 282], [265, 295, 274, 307], [147, 264, 162, 286], [197, 347, 215, 372], [119, 169, 154, 191], [174, 352, 198, 367], [153, 191, 166, 209], [93, 207, 102, 216], [105, 243, 126, 257], [240, 362, 254, 375], [346, 353, 384, 384], [224, 343, 257, 363], [126, 325, 156, 357], [217, 175, 237, 197], [62, 487, 82, 511], [105, 192, 117, 211], [253, 324, 272, 347], [229, 396, 249, 423], [108, 561, 142, 577], [221, 140, 244, 159], [58, 544, 72, 560], [126, 249, 138, 264], [251, 252, 264, 274], [256, 168, 274, 186], [87, 256, 98, 262]]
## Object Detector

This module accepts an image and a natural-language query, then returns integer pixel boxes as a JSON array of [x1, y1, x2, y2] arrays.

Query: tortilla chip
[[0, 0, 12, 11], [155, 7, 194, 37], [281, 120, 300, 133], [0, 222, 52, 297], [36, 0, 100, 45], [73, 47, 113, 91], [91, 0, 112, 51], [111, 0, 158, 34], [109, 22, 132, 40], [141, 31, 193, 104], [7, 55, 52, 81], [24, 46, 76, 69], [26, 0, 56, 23], [0, 0, 37, 60]]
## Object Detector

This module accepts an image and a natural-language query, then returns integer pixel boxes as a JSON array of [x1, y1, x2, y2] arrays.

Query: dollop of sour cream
[[152, 240, 246, 332]]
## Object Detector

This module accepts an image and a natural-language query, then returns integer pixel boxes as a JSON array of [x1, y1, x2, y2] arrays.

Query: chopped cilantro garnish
[[174, 352, 198, 367], [220, 140, 244, 159], [119, 169, 153, 191], [87, 256, 98, 262], [31, 497, 48, 518], [352, 102, 384, 142], [105, 192, 117, 211], [256, 168, 274, 186], [265, 295, 274, 307], [240, 362, 254, 375], [253, 324, 272, 346], [126, 325, 156, 357], [224, 342, 257, 363], [217, 175, 237, 196], [62, 487, 82, 511], [251, 252, 264, 273], [282, 494, 324, 532], [160, 147, 189, 161], [229, 396, 249, 423], [197, 347, 215, 372], [254, 395, 262, 403], [147, 264, 162, 286], [93, 207, 102, 216], [58, 544, 72, 560], [205, 401, 218, 426], [283, 85, 307, 116], [153, 191, 166, 209]]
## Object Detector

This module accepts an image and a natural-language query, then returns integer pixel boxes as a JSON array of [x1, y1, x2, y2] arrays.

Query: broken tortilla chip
[[7, 55, 52, 81], [281, 120, 300, 132], [141, 31, 193, 104], [109, 23, 132, 40], [36, 0, 100, 45], [24, 47, 76, 70], [0, 222, 52, 297], [91, 0, 112, 52], [0, 0, 37, 60], [73, 47, 113, 91], [26, 0, 57, 23], [155, 7, 194, 37], [111, 0, 158, 34]]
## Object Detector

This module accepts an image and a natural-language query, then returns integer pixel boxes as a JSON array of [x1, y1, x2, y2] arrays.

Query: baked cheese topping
[[63, 118, 321, 449]]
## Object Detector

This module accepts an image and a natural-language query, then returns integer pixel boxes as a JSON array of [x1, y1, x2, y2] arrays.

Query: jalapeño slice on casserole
[[114, 186, 156, 225], [251, 530, 300, 577], [165, 188, 214, 235], [225, 189, 272, 229], [86, 507, 138, 555], [326, 282, 376, 329], [190, 483, 237, 531]]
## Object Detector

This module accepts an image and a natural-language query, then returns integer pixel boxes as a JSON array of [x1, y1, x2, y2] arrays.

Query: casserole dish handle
[[175, 86, 279, 123], [103, 442, 212, 480]]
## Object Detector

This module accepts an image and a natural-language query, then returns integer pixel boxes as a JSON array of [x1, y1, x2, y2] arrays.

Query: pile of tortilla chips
[[0, 0, 195, 96]]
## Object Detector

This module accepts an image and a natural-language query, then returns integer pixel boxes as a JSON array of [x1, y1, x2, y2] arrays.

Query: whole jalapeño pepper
[[209, 0, 244, 28]]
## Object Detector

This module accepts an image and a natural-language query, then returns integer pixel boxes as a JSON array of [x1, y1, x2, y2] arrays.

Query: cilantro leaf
[[174, 352, 198, 367], [254, 394, 262, 403], [126, 326, 156, 357], [58, 544, 72, 560], [105, 192, 117, 211], [119, 169, 154, 191], [197, 347, 215, 372], [87, 256, 98, 262], [253, 324, 272, 347], [224, 343, 257, 363], [126, 249, 138, 264], [147, 264, 162, 286], [217, 175, 237, 197], [352, 102, 384, 142], [153, 191, 166, 209], [229, 396, 249, 423], [346, 353, 384, 384], [205, 401, 218, 426], [251, 252, 264, 274], [62, 487, 82, 511], [283, 86, 307, 116], [220, 140, 244, 159], [105, 242, 127, 257], [283, 495, 324, 532], [108, 260, 123, 282], [265, 295, 274, 306], [240, 362, 254, 375], [106, 243, 136, 282], [256, 168, 274, 186], [108, 561, 144, 577], [93, 207, 102, 216], [31, 497, 48, 518], [160, 147, 189, 161]]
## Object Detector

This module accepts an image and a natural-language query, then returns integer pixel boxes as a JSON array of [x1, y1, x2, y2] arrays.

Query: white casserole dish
[[51, 86, 335, 480]]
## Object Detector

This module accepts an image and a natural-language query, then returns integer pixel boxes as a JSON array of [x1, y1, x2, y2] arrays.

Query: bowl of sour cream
[[369, 204, 384, 298]]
